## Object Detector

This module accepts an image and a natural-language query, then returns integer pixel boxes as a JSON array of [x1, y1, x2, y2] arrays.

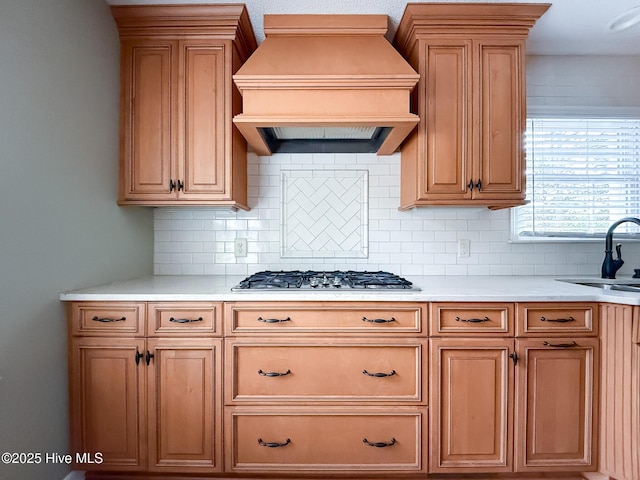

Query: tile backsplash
[[154, 150, 634, 277], [154, 55, 640, 277], [280, 169, 368, 259]]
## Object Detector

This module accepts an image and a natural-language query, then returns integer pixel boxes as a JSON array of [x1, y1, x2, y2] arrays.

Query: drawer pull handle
[[362, 369, 396, 378], [363, 438, 396, 448], [540, 316, 575, 323], [455, 316, 489, 323], [257, 316, 291, 323], [543, 341, 578, 348], [169, 316, 204, 323], [258, 438, 291, 448], [92, 316, 126, 323], [258, 369, 291, 377], [362, 316, 396, 324]]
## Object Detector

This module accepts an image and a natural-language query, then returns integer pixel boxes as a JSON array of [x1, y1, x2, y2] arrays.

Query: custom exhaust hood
[[232, 15, 420, 155]]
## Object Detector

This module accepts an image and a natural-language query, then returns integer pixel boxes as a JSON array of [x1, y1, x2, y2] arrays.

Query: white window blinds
[[513, 116, 640, 239]]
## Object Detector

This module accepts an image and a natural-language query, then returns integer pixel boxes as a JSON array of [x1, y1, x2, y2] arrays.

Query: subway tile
[[534, 264, 558, 276], [181, 220, 205, 231], [182, 264, 205, 275], [490, 264, 513, 275], [181, 242, 203, 253], [191, 253, 213, 264], [171, 231, 193, 243]]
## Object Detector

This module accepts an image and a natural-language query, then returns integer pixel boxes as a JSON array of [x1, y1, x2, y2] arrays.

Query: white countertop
[[59, 275, 640, 305]]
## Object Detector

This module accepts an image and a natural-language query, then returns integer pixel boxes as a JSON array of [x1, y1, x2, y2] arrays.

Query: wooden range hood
[[232, 15, 420, 155]]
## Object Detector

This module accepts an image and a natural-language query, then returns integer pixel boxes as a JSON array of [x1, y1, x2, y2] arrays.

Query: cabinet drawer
[[225, 408, 426, 473], [430, 303, 514, 336], [517, 303, 598, 336], [147, 302, 222, 336], [69, 302, 145, 336], [226, 339, 426, 404], [225, 302, 425, 335]]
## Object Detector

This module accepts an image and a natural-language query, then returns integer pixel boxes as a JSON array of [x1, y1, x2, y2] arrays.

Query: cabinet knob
[[467, 179, 482, 191], [135, 349, 143, 366]]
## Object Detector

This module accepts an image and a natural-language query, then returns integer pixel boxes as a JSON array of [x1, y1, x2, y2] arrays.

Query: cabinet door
[[179, 41, 228, 199], [146, 338, 222, 473], [515, 338, 598, 472], [418, 39, 472, 201], [473, 40, 525, 200], [69, 338, 146, 471], [120, 40, 177, 201], [429, 338, 514, 473]]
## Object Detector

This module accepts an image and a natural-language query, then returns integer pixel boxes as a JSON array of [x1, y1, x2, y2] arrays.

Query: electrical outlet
[[234, 238, 247, 258], [458, 239, 470, 258]]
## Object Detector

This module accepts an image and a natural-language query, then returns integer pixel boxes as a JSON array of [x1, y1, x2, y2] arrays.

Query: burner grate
[[232, 270, 415, 291]]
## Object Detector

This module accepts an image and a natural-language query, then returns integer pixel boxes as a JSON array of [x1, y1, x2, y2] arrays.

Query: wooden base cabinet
[[515, 338, 599, 472], [429, 302, 598, 475], [69, 337, 147, 471], [146, 339, 222, 472], [68, 302, 223, 474], [224, 302, 428, 476], [429, 338, 514, 473], [68, 299, 604, 479]]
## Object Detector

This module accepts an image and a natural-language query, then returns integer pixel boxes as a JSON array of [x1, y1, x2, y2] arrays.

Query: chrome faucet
[[601, 217, 640, 279]]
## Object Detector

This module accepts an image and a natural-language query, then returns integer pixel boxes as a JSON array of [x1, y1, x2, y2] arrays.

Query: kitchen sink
[[557, 278, 640, 293], [578, 283, 640, 293]]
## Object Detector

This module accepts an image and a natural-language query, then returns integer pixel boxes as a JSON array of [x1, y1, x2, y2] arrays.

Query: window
[[511, 113, 640, 241]]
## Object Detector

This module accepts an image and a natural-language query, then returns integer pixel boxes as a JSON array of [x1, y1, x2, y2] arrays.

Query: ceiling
[[106, 0, 640, 56]]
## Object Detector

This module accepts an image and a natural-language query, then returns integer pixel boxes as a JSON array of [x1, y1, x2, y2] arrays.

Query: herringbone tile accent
[[281, 170, 368, 258]]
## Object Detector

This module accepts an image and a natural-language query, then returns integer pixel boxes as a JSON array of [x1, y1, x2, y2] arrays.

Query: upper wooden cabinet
[[394, 3, 549, 209], [111, 5, 257, 209]]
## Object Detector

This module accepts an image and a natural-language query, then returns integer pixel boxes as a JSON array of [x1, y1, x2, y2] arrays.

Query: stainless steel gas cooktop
[[232, 270, 417, 291]]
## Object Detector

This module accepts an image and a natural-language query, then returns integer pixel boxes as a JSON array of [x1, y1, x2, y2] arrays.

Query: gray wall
[[0, 1, 153, 479]]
